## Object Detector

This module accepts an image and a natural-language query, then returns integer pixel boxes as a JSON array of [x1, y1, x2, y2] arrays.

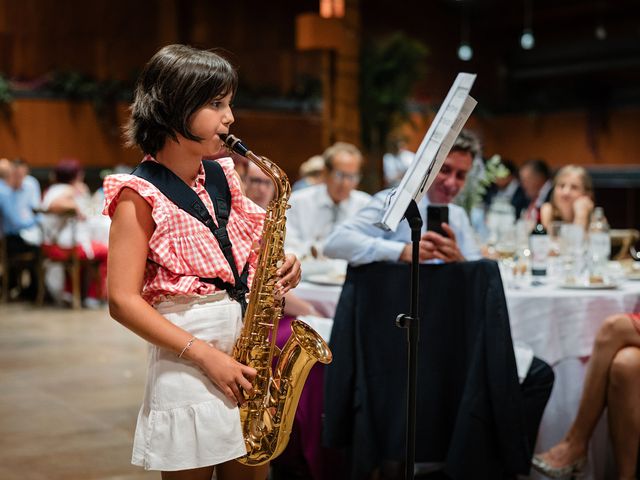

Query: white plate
[[305, 273, 345, 286], [560, 283, 619, 290]]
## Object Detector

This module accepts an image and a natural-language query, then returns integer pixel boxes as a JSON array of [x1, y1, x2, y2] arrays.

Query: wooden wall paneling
[[233, 109, 324, 181], [0, 99, 140, 168], [407, 107, 640, 168], [0, 100, 323, 184]]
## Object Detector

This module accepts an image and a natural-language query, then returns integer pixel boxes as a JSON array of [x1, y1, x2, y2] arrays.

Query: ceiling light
[[458, 6, 472, 61], [457, 43, 473, 61], [520, 29, 535, 50], [520, 0, 535, 50], [595, 25, 607, 40]]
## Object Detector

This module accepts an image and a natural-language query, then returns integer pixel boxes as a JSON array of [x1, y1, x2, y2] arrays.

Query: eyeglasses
[[246, 176, 273, 188], [329, 170, 361, 183]]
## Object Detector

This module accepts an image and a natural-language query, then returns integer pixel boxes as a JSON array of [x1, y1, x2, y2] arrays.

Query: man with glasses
[[285, 142, 371, 258], [243, 161, 275, 210]]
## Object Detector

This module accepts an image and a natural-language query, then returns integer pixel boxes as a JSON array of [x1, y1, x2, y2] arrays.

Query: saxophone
[[219, 134, 333, 466]]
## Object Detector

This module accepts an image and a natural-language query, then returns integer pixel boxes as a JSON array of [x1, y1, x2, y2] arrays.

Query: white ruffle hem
[[131, 292, 247, 471]]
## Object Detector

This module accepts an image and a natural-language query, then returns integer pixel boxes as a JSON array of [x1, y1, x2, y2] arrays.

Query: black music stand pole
[[395, 199, 422, 480]]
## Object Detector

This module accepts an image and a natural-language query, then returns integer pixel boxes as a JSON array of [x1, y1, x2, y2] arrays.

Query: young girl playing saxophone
[[104, 44, 300, 480]]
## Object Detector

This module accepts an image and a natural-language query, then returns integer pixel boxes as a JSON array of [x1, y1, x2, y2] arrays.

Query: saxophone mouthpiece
[[219, 133, 249, 157]]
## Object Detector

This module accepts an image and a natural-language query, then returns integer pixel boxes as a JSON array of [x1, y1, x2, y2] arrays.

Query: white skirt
[[132, 292, 248, 471]]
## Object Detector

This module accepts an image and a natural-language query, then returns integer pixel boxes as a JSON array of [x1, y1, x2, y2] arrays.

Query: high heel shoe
[[531, 454, 586, 479]]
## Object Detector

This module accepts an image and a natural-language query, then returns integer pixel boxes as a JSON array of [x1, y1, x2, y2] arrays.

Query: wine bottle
[[529, 215, 549, 276]]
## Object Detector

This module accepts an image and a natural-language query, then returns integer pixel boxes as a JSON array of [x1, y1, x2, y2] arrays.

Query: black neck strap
[[131, 160, 249, 313]]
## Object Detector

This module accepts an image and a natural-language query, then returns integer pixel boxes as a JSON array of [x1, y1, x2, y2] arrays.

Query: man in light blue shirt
[[0, 159, 42, 299], [1, 159, 41, 242], [324, 130, 482, 265]]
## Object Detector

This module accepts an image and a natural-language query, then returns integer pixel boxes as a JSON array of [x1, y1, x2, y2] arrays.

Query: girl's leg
[[537, 314, 640, 467], [217, 460, 269, 480], [607, 346, 640, 479], [161, 466, 214, 480]]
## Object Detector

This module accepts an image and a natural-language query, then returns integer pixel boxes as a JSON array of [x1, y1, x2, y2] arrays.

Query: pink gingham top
[[103, 156, 265, 305]]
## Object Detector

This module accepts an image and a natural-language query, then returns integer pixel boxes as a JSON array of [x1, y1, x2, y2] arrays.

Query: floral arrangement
[[454, 154, 510, 214]]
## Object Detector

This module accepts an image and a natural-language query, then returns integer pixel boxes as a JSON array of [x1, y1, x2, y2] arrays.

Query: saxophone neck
[[220, 134, 290, 201]]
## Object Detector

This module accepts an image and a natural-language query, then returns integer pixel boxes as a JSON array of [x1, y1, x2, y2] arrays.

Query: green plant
[[455, 154, 510, 214], [360, 32, 428, 155], [358, 33, 428, 191], [47, 71, 132, 134], [0, 74, 13, 117]]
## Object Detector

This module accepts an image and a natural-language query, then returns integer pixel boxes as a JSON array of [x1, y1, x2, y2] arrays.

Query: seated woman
[[41, 159, 108, 305], [540, 165, 595, 231], [532, 313, 640, 479]]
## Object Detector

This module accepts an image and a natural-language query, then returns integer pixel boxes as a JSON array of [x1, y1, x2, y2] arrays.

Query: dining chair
[[610, 228, 640, 260], [0, 230, 45, 305], [41, 212, 102, 309], [324, 259, 534, 480]]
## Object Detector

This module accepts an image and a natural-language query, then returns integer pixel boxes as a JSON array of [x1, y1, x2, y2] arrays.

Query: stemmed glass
[[559, 223, 586, 284], [546, 221, 564, 280]]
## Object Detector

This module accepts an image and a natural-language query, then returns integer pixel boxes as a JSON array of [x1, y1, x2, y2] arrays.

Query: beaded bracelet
[[178, 337, 196, 358]]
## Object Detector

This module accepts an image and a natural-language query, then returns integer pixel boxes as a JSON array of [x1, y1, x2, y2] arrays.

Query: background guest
[[293, 154, 325, 191], [483, 158, 529, 219], [286, 142, 371, 259], [41, 159, 108, 307], [540, 164, 594, 231], [244, 161, 276, 210], [382, 135, 414, 188], [519, 158, 553, 223], [0, 158, 42, 300], [12, 158, 41, 212], [533, 313, 640, 479]]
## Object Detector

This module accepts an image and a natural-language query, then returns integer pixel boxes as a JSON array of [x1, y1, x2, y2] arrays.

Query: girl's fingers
[[277, 254, 295, 276], [230, 383, 243, 405], [237, 375, 254, 393], [224, 386, 238, 404], [241, 364, 257, 381]]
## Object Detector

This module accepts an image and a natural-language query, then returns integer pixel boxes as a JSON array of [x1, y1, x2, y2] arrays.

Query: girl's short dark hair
[[125, 44, 238, 155]]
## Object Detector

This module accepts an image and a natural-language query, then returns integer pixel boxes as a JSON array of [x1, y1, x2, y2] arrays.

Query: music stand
[[376, 72, 477, 480]]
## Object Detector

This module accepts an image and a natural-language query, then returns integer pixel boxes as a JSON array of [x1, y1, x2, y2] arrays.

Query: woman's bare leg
[[607, 346, 640, 479], [216, 460, 269, 480], [537, 314, 640, 467], [161, 466, 214, 480]]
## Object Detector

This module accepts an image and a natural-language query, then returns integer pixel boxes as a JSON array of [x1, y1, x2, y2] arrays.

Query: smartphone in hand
[[426, 205, 449, 237]]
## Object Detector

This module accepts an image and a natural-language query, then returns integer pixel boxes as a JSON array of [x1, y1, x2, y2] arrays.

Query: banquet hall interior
[[1, 0, 640, 479]]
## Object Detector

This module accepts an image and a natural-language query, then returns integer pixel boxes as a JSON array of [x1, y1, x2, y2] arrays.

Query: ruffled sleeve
[[102, 173, 169, 232]]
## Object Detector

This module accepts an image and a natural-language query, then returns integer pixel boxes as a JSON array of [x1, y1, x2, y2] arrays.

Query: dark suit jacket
[[483, 183, 530, 219], [323, 260, 531, 480]]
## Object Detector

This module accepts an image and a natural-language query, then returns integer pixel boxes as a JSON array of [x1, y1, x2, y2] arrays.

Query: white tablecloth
[[507, 281, 640, 366], [292, 277, 640, 479], [294, 281, 342, 319]]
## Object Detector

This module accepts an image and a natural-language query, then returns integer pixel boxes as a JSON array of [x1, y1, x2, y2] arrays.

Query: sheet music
[[377, 73, 477, 232]]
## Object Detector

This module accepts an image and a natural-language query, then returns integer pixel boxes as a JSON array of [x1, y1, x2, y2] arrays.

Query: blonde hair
[[322, 142, 363, 170], [553, 165, 593, 197], [550, 165, 594, 221]]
